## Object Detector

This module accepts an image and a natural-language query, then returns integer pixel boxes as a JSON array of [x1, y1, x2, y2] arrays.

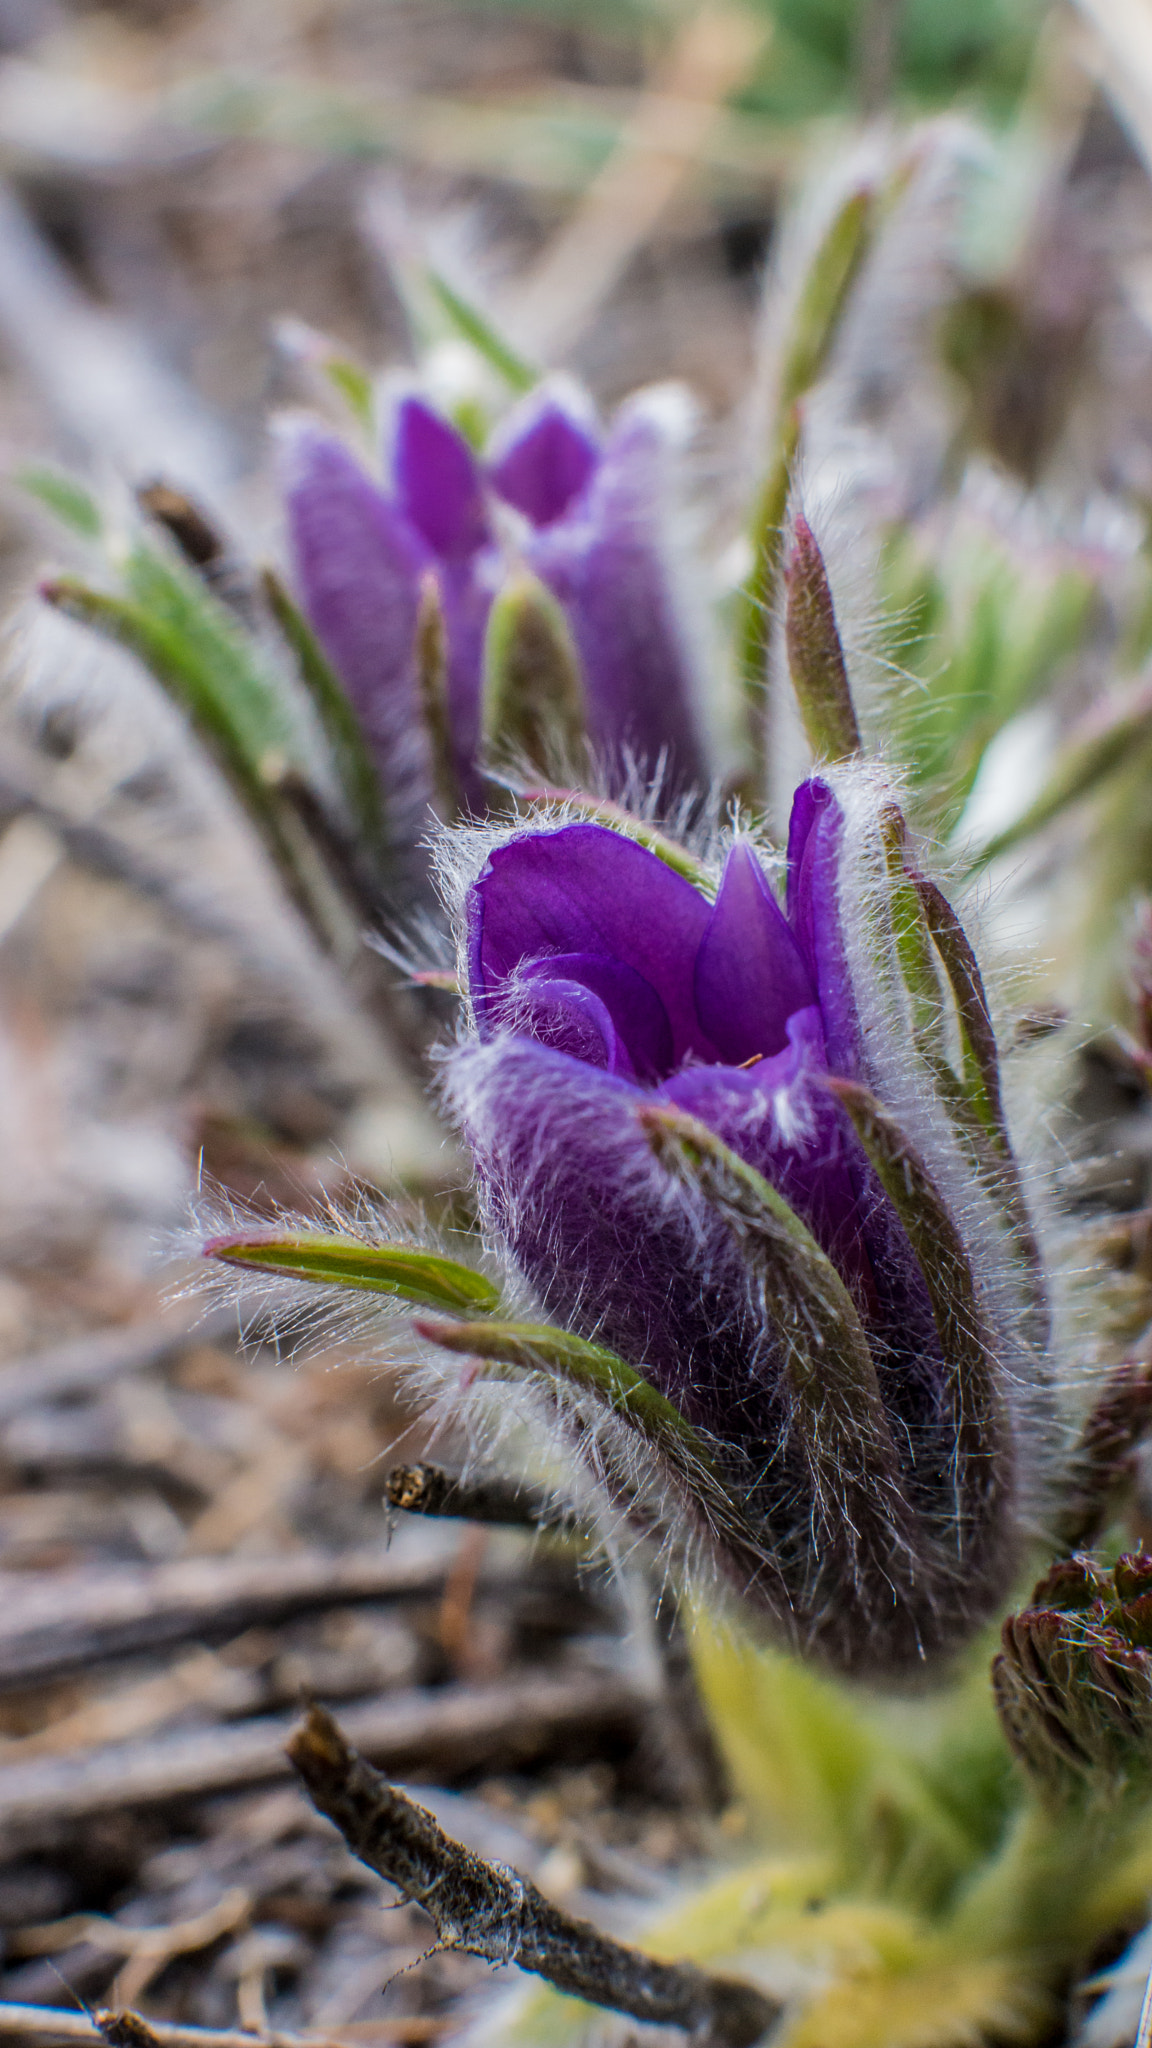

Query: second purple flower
[[280, 383, 709, 836]]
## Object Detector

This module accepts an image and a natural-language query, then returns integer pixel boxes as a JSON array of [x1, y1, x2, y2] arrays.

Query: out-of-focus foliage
[[881, 515, 1099, 835], [452, 0, 1050, 121]]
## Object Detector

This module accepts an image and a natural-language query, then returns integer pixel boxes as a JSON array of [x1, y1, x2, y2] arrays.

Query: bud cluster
[[994, 1555, 1152, 1802]]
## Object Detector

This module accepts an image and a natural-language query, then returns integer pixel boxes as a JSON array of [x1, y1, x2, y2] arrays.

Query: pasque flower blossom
[[442, 772, 1047, 1674], [280, 384, 707, 827]]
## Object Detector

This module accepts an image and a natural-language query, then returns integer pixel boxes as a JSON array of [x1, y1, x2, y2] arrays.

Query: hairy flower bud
[[439, 765, 1048, 1674], [994, 1556, 1152, 1803]]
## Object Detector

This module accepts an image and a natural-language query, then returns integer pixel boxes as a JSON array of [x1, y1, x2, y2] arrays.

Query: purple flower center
[[465, 801, 878, 1299], [471, 822, 818, 1081]]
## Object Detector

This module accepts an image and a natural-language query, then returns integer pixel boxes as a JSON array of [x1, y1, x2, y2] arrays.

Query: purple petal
[[447, 1033, 786, 1459], [694, 842, 816, 1066], [519, 953, 673, 1081], [391, 398, 488, 560], [433, 554, 494, 816], [279, 420, 427, 792], [505, 971, 635, 1076], [786, 778, 860, 1078], [523, 407, 707, 794], [785, 782, 943, 1400], [468, 823, 714, 1066], [658, 1008, 872, 1299], [489, 398, 600, 527]]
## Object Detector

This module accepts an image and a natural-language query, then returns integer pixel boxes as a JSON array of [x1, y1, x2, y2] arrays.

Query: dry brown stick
[[0, 1540, 465, 1688], [383, 1462, 577, 1533], [289, 1706, 777, 2048], [0, 2004, 440, 2047], [0, 1671, 645, 1851]]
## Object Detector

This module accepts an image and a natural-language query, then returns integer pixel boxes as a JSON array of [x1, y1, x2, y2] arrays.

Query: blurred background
[[5, 1, 1152, 2040]]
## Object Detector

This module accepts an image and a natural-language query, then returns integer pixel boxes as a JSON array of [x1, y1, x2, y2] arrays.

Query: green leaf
[[204, 1231, 501, 1314], [778, 185, 876, 416], [972, 678, 1152, 866], [410, 1314, 703, 1449], [18, 466, 103, 539], [41, 573, 285, 836], [737, 179, 876, 735], [878, 804, 946, 1052], [482, 572, 588, 781], [412, 1312, 776, 1593], [426, 269, 536, 393], [824, 1079, 1007, 1480], [784, 515, 862, 763], [121, 544, 297, 770], [261, 567, 385, 853], [638, 1102, 889, 1432]]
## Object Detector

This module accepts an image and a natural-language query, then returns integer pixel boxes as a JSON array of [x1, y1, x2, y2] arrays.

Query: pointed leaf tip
[[784, 517, 861, 764], [411, 1313, 703, 1448], [482, 572, 587, 783], [203, 1231, 501, 1315]]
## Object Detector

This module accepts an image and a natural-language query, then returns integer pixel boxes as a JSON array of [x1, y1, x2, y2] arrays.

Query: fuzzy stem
[[735, 183, 875, 796], [940, 1797, 1138, 1966]]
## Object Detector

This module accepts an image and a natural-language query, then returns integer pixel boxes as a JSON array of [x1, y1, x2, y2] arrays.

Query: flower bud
[[994, 1555, 1152, 1803], [440, 760, 1047, 1674]]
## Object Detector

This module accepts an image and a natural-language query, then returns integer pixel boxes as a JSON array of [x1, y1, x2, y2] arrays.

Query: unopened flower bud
[[994, 1555, 1152, 1803]]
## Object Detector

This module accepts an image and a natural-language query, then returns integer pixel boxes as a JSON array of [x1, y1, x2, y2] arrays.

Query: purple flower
[[279, 386, 708, 836], [443, 778, 1041, 1671]]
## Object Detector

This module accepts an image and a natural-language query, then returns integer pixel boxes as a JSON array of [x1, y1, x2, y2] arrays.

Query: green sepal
[[324, 357, 374, 432], [17, 465, 103, 539], [261, 565, 386, 854], [824, 1078, 1006, 1471], [784, 514, 862, 763], [411, 1314, 704, 1452], [481, 572, 588, 781], [415, 570, 464, 821], [275, 319, 375, 432], [204, 1231, 501, 1315]]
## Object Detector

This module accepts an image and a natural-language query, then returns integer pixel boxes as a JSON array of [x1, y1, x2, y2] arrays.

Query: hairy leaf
[[204, 1232, 501, 1314]]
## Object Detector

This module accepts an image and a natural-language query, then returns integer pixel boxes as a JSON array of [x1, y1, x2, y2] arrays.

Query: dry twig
[[288, 1705, 777, 2047], [0, 1542, 462, 1689], [0, 1671, 645, 1850], [0, 2004, 440, 2046], [382, 1462, 575, 1532], [0, 1306, 237, 1425]]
